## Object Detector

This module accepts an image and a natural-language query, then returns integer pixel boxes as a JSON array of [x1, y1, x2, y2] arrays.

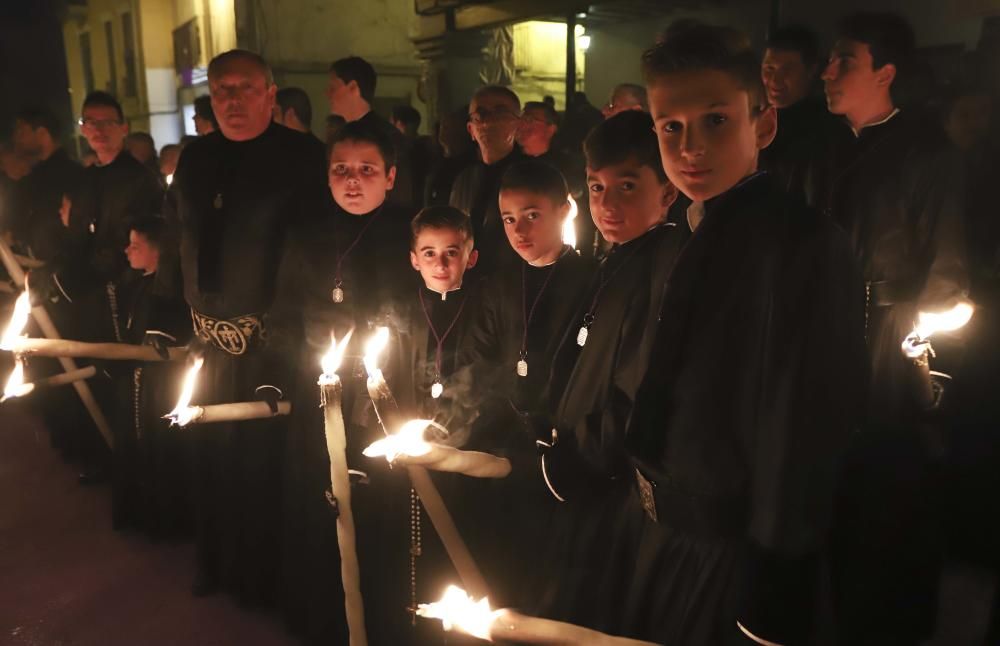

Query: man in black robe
[[326, 56, 415, 209], [758, 25, 840, 200], [163, 49, 327, 604], [9, 107, 83, 260], [586, 25, 865, 645], [450, 86, 526, 275], [817, 13, 970, 643]]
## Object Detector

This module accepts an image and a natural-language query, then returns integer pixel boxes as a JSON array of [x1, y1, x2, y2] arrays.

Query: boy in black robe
[[461, 159, 596, 609], [817, 14, 970, 642], [272, 119, 417, 645], [163, 50, 328, 604], [611, 24, 865, 645], [528, 110, 682, 630], [112, 216, 190, 534]]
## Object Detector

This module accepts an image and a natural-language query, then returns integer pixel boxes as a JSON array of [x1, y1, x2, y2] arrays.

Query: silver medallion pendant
[[332, 287, 345, 303], [431, 381, 443, 399], [576, 326, 589, 347], [213, 192, 223, 210], [516, 359, 528, 377]]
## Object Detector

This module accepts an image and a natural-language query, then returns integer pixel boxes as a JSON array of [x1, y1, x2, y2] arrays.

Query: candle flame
[[417, 585, 499, 640], [362, 418, 448, 462], [320, 329, 353, 380], [166, 357, 203, 426], [1, 290, 31, 351], [165, 173, 174, 186], [363, 326, 390, 377], [562, 195, 578, 249], [902, 301, 975, 358], [2, 359, 34, 402]]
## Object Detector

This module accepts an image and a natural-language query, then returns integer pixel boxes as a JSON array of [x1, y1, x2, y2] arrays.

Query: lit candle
[[417, 585, 659, 645], [164, 357, 292, 426], [0, 364, 97, 403], [318, 331, 368, 646], [8, 337, 185, 362], [364, 420, 511, 480], [562, 195, 578, 250], [362, 328, 491, 600], [901, 301, 975, 358], [0, 289, 31, 351]]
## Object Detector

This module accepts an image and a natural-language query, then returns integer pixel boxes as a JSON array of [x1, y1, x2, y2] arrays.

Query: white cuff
[[737, 621, 784, 646], [255, 384, 283, 399], [145, 330, 177, 342]]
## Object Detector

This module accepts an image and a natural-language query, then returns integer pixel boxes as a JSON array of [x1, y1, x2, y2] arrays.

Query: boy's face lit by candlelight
[[586, 157, 676, 244], [328, 140, 396, 215], [499, 189, 567, 266], [649, 69, 775, 202], [410, 227, 478, 294]]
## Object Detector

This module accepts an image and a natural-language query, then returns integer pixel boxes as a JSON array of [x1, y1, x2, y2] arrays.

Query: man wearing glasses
[[38, 91, 162, 484], [449, 85, 525, 275]]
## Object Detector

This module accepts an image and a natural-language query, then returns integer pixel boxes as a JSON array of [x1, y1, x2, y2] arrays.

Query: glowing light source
[[2, 359, 34, 401], [319, 330, 352, 383], [1, 290, 31, 351], [417, 585, 500, 641], [902, 302, 975, 358], [363, 419, 448, 462], [578, 35, 591, 51], [363, 326, 390, 379], [166, 357, 204, 426], [562, 195, 578, 249]]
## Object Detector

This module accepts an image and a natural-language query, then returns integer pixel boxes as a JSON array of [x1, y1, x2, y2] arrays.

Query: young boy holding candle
[[607, 23, 865, 645], [451, 160, 597, 609], [273, 119, 418, 646]]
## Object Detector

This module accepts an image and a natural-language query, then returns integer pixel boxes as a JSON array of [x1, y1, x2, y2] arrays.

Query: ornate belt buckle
[[635, 468, 658, 523]]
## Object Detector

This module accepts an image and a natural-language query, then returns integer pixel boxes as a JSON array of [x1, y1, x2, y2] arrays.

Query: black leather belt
[[633, 468, 748, 537], [867, 279, 920, 307], [191, 309, 267, 355]]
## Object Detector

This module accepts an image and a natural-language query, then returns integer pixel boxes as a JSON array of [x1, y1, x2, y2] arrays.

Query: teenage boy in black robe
[[272, 119, 415, 645], [602, 24, 865, 645], [326, 56, 415, 209], [460, 159, 595, 609], [818, 13, 970, 643], [163, 49, 327, 605], [529, 110, 682, 630], [450, 85, 526, 275]]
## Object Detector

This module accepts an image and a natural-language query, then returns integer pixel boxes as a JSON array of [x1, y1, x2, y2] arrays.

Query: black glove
[[25, 268, 66, 306], [254, 384, 283, 415], [142, 330, 177, 360]]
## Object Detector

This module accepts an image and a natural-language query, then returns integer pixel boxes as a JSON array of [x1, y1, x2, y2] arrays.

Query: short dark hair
[[276, 87, 313, 129], [523, 101, 558, 125], [500, 160, 569, 207], [129, 215, 167, 249], [767, 25, 821, 69], [836, 12, 915, 73], [584, 110, 667, 184], [327, 119, 396, 170], [390, 105, 421, 132], [126, 131, 155, 148], [642, 22, 765, 113], [193, 95, 218, 128], [411, 206, 474, 248], [613, 83, 649, 111], [160, 143, 181, 158], [82, 91, 125, 122], [470, 85, 521, 113], [330, 56, 377, 103], [15, 107, 62, 140], [208, 49, 273, 85]]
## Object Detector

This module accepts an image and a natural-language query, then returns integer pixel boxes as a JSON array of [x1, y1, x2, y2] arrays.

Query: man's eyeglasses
[[469, 109, 520, 125], [78, 117, 123, 129]]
